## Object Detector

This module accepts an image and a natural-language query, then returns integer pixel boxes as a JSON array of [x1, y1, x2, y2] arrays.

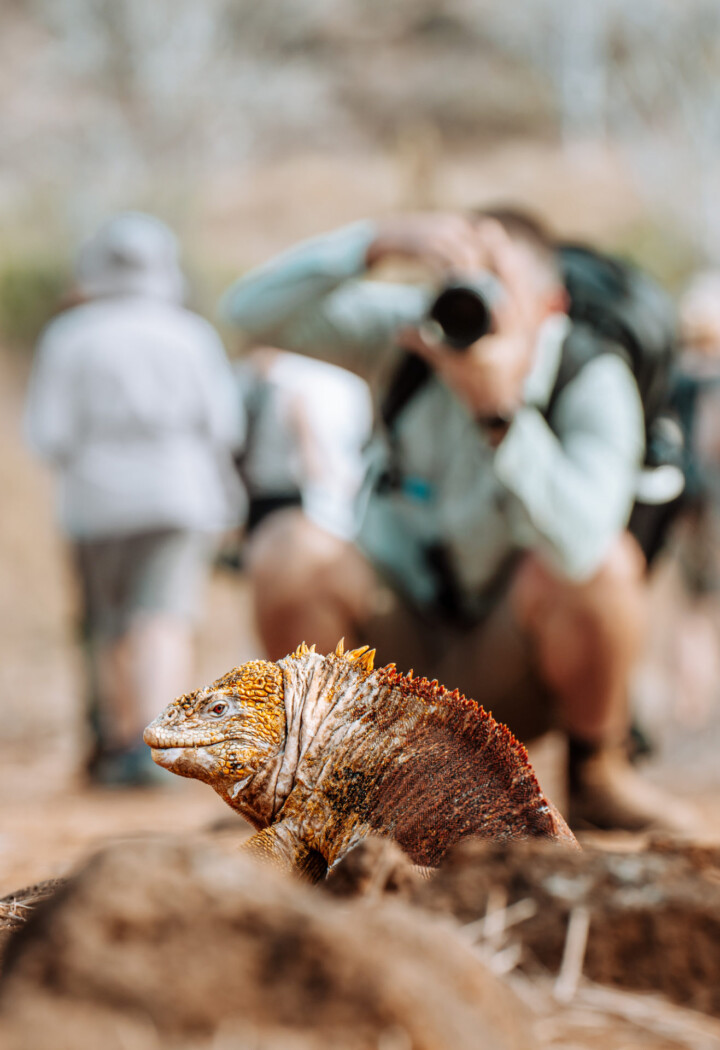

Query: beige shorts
[[73, 528, 214, 640], [248, 507, 553, 743], [361, 576, 553, 743]]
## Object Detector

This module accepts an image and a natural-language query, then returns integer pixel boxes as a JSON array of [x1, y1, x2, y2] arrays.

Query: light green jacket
[[221, 222, 645, 612]]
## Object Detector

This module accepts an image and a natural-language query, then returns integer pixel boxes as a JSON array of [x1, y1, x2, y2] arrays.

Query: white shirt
[[237, 351, 373, 540]]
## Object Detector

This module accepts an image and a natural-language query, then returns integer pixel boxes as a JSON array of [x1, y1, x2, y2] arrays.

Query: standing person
[[25, 212, 244, 785], [656, 273, 720, 725], [220, 210, 697, 833], [674, 271, 720, 588]]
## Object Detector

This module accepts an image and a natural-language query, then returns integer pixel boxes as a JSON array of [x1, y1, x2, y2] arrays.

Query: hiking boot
[[87, 742, 173, 788], [567, 740, 702, 835]]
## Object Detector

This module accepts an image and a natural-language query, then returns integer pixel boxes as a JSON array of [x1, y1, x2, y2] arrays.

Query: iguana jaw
[[147, 747, 201, 781], [146, 737, 255, 783], [148, 741, 272, 827]]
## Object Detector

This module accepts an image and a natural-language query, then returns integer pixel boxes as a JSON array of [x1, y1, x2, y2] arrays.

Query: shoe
[[567, 741, 701, 835], [87, 742, 172, 788]]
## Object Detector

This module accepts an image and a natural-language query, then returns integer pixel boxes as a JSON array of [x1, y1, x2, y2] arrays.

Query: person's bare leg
[[512, 533, 700, 833], [94, 634, 135, 749], [128, 614, 194, 733], [94, 617, 193, 750], [247, 509, 380, 661], [512, 532, 646, 746]]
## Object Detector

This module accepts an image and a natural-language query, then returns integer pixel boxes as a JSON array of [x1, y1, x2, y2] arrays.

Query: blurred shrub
[[0, 253, 241, 355], [613, 221, 698, 294], [0, 258, 70, 352]]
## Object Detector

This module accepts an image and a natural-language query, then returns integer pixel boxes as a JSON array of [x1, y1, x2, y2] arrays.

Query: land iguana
[[144, 641, 577, 879]]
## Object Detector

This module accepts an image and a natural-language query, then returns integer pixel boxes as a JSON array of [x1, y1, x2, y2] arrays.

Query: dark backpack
[[381, 245, 683, 565], [383, 245, 679, 442], [551, 245, 684, 564], [550, 244, 679, 455]]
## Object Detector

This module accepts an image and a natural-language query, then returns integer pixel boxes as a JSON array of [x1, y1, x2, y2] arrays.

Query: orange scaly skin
[[144, 642, 577, 879]]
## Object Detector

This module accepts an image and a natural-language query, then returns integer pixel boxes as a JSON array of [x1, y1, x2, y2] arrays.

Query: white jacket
[[25, 295, 244, 539]]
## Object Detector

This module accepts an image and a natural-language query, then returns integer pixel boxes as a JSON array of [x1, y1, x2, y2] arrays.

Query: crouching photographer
[[221, 208, 697, 834]]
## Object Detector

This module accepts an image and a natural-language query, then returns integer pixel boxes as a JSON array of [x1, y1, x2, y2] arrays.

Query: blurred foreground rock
[[0, 840, 528, 1050], [324, 834, 424, 899], [408, 838, 720, 1017]]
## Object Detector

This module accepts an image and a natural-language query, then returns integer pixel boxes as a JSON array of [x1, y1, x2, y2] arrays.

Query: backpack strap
[[375, 350, 433, 494], [544, 324, 626, 428], [380, 351, 432, 430]]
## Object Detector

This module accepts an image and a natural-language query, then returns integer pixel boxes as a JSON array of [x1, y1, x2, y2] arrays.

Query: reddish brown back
[[356, 667, 576, 864]]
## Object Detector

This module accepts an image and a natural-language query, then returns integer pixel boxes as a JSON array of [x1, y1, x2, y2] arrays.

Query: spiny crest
[[375, 663, 534, 778], [291, 641, 317, 659], [378, 664, 476, 710], [289, 639, 376, 675], [341, 641, 376, 675]]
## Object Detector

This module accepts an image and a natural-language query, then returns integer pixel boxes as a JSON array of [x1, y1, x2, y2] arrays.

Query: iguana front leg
[[242, 821, 328, 883]]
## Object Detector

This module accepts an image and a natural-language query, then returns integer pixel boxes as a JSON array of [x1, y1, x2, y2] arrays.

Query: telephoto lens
[[425, 273, 502, 351]]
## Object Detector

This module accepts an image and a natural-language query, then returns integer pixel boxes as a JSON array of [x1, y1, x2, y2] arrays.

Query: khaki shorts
[[361, 576, 553, 743], [248, 507, 553, 743], [73, 528, 214, 640]]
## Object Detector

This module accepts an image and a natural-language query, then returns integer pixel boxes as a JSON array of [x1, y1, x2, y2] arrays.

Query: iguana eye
[[209, 701, 228, 717]]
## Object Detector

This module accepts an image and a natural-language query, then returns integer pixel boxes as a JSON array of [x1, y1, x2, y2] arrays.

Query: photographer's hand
[[366, 213, 485, 275], [397, 220, 542, 443]]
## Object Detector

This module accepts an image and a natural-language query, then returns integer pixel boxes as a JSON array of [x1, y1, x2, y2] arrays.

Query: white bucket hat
[[75, 212, 185, 303]]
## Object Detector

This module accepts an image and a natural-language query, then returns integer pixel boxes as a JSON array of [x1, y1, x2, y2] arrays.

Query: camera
[[424, 273, 502, 351]]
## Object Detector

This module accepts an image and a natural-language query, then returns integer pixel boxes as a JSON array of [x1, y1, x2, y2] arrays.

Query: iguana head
[[143, 659, 286, 800], [144, 641, 377, 825]]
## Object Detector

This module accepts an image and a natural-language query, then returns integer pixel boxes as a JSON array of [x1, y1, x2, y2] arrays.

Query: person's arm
[[23, 321, 79, 467], [221, 222, 374, 334], [494, 353, 645, 579], [220, 217, 482, 370]]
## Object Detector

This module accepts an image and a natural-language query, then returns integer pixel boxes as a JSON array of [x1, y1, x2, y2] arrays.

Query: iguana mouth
[[143, 728, 240, 749], [146, 737, 249, 750]]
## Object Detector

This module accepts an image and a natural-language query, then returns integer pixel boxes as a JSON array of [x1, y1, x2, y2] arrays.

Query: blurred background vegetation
[[1, 0, 719, 351]]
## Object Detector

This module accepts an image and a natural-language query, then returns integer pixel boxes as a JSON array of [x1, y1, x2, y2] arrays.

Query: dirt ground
[[3, 333, 720, 902], [5, 341, 720, 1050]]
